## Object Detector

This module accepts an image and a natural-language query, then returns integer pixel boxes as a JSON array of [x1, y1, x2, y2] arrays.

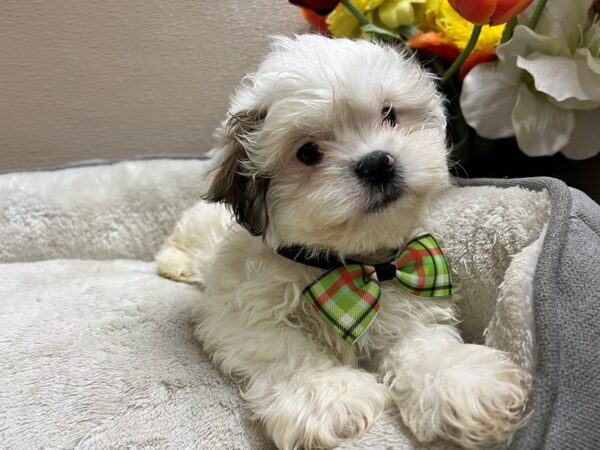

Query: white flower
[[460, 0, 600, 159]]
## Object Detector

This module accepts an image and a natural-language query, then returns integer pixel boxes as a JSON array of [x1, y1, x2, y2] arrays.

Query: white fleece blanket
[[0, 159, 551, 449]]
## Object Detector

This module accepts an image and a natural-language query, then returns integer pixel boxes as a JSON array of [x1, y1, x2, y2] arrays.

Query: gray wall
[[1, 0, 307, 171], [1, 1, 597, 202]]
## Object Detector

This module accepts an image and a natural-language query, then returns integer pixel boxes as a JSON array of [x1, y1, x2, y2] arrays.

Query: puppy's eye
[[296, 142, 323, 166], [381, 107, 397, 127]]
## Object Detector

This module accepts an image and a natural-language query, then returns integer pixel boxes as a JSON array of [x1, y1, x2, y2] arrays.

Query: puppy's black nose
[[354, 150, 396, 183]]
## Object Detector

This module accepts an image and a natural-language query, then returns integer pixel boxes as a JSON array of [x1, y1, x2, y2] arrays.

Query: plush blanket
[[1, 159, 598, 449]]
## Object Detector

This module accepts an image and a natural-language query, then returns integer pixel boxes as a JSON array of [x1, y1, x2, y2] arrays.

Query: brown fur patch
[[204, 109, 270, 236]]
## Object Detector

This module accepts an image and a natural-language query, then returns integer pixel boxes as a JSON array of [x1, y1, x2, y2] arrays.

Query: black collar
[[276, 245, 360, 270], [276, 245, 399, 281]]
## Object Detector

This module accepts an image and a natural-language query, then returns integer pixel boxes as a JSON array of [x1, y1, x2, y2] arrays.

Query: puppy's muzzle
[[354, 150, 396, 184], [355, 150, 404, 212]]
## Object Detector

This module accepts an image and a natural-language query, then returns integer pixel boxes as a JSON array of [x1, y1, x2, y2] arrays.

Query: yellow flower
[[327, 0, 386, 38], [327, 0, 505, 49], [378, 0, 427, 29], [327, 0, 427, 37], [419, 0, 505, 51]]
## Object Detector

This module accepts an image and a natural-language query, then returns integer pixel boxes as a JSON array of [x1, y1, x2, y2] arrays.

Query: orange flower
[[448, 0, 533, 26], [289, 0, 340, 15], [407, 32, 461, 63], [407, 32, 498, 79], [458, 46, 497, 80], [300, 7, 331, 34]]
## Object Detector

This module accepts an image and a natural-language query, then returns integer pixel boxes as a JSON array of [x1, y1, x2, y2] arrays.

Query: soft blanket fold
[[0, 159, 598, 449]]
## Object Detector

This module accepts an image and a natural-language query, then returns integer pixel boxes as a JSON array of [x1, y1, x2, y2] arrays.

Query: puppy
[[156, 35, 529, 449]]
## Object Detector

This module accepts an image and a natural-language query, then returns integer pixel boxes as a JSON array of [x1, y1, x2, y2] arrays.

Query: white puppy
[[156, 35, 529, 449]]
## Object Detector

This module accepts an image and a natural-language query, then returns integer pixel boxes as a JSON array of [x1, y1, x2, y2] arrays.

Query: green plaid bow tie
[[301, 234, 452, 345]]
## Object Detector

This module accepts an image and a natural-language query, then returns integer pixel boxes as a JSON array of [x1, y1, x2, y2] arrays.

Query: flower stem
[[528, 0, 549, 31], [441, 25, 482, 85], [341, 0, 369, 26], [501, 17, 517, 43]]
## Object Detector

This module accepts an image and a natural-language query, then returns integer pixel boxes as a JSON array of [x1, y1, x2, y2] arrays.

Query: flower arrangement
[[289, 0, 600, 162]]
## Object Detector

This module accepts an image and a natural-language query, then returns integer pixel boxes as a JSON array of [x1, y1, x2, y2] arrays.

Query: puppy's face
[[206, 35, 449, 256]]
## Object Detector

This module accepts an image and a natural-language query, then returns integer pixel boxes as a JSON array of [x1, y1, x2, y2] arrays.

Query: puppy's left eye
[[381, 107, 397, 127], [296, 142, 323, 166]]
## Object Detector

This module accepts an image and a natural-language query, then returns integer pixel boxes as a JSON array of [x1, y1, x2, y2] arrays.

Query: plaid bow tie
[[288, 234, 452, 345]]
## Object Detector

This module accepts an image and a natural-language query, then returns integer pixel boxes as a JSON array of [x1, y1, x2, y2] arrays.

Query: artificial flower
[[457, 46, 498, 78], [288, 0, 341, 15], [407, 31, 461, 61], [417, 0, 506, 51], [327, 0, 385, 38], [407, 0, 506, 78], [407, 33, 499, 79], [378, 0, 426, 28], [448, 0, 533, 26], [327, 0, 425, 37], [301, 7, 331, 33], [460, 0, 600, 159]]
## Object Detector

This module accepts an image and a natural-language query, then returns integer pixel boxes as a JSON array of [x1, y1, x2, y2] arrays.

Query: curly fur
[[156, 35, 530, 449]]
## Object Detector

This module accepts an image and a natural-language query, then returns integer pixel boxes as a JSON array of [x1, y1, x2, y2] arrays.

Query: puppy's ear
[[204, 109, 270, 236]]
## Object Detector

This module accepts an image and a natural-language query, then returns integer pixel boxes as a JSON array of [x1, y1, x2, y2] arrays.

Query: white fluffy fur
[[156, 35, 529, 449]]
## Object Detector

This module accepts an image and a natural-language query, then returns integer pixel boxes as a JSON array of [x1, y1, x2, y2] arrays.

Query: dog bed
[[1, 159, 598, 449]]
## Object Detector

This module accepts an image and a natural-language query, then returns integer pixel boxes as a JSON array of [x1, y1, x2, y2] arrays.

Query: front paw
[[246, 367, 389, 450], [391, 344, 530, 449], [155, 246, 194, 282]]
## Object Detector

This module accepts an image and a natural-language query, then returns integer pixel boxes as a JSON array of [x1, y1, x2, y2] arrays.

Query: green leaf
[[360, 23, 400, 41], [398, 25, 419, 40]]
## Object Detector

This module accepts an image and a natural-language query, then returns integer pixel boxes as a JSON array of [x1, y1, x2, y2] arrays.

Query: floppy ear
[[203, 109, 270, 236]]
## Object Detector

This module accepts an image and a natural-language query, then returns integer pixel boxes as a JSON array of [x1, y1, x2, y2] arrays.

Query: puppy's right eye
[[296, 142, 323, 166], [381, 106, 397, 127]]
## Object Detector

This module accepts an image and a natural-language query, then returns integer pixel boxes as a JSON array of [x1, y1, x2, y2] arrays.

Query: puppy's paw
[[392, 344, 530, 449], [247, 368, 389, 450], [155, 246, 194, 282]]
